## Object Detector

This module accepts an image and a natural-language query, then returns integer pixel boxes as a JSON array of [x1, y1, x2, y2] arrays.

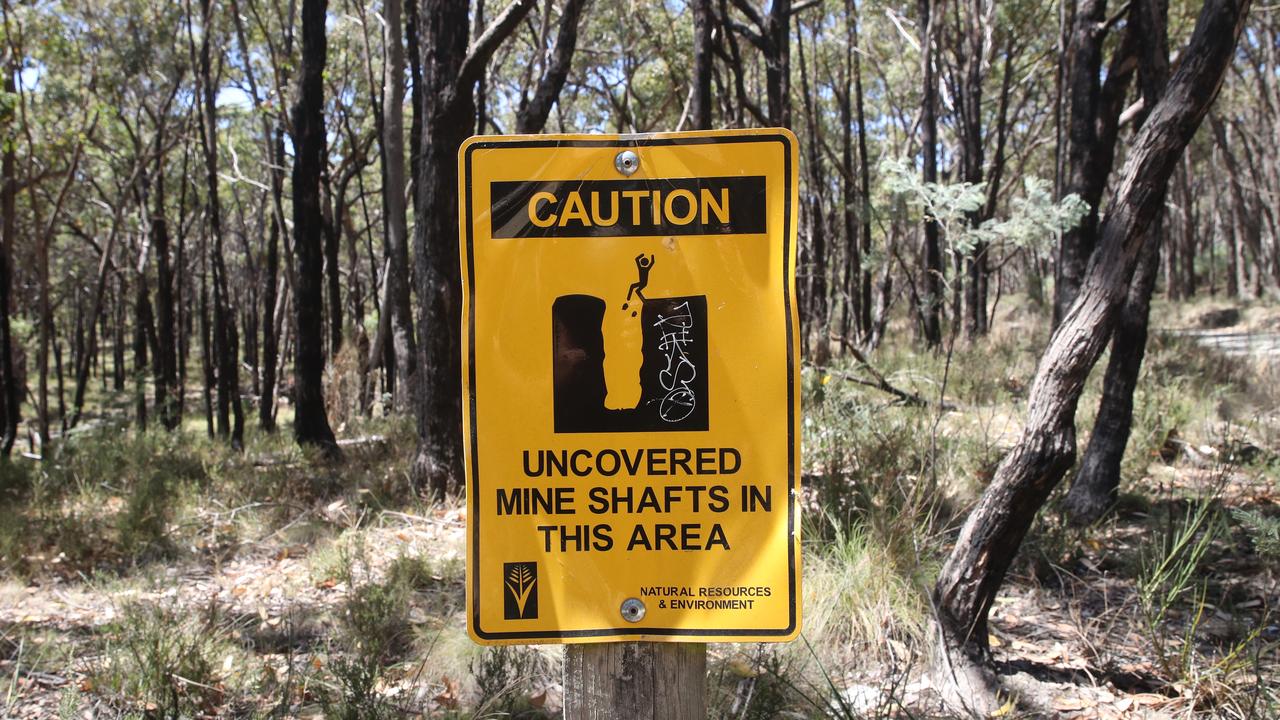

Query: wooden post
[[564, 643, 706, 719]]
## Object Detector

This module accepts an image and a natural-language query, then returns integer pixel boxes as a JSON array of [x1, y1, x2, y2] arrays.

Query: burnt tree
[[292, 0, 341, 456], [1064, 0, 1171, 524], [918, 0, 942, 347], [691, 0, 714, 130], [1053, 0, 1139, 325], [411, 0, 534, 494], [930, 0, 1249, 713], [514, 0, 586, 134]]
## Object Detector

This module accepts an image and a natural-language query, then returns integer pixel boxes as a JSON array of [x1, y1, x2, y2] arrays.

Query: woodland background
[[0, 0, 1278, 717]]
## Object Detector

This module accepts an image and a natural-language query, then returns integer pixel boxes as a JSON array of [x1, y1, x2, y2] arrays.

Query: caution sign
[[459, 129, 800, 644]]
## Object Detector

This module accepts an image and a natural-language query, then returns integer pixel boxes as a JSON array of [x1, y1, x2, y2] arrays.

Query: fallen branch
[[819, 335, 955, 410]]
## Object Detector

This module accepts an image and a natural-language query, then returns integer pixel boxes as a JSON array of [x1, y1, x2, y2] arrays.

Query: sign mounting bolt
[[620, 598, 646, 622], [615, 150, 640, 176]]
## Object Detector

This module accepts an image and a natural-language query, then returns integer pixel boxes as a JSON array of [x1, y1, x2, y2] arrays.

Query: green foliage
[[332, 543, 413, 665], [1234, 508, 1280, 559], [94, 601, 236, 718], [879, 157, 1087, 257], [320, 655, 400, 720], [470, 646, 547, 718]]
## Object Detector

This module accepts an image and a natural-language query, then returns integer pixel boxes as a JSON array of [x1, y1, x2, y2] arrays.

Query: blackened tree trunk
[[852, 0, 872, 339], [514, 0, 586, 134], [194, 0, 244, 448], [797, 24, 827, 357], [200, 232, 215, 437], [918, 0, 942, 347], [726, 0, 792, 127], [380, 0, 418, 413], [691, 0, 714, 130], [1064, 0, 1171, 525], [1053, 0, 1138, 325], [0, 47, 18, 456], [153, 131, 180, 431], [837, 0, 858, 341], [412, 0, 534, 494], [261, 129, 285, 431], [134, 271, 154, 431], [293, 0, 341, 457], [230, 0, 289, 433], [324, 176, 343, 357], [930, 1, 1248, 712], [952, 0, 993, 339]]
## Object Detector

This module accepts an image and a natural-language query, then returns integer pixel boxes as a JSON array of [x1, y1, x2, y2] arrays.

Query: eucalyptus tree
[[292, 0, 340, 456], [931, 2, 1250, 712], [411, 0, 534, 493]]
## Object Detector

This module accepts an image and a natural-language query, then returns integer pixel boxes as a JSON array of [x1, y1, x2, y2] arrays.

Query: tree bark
[[1053, 0, 1138, 325], [193, 0, 244, 447], [514, 0, 586, 134], [918, 0, 942, 347], [292, 0, 341, 457], [411, 0, 534, 494], [930, 1, 1249, 712], [0, 36, 19, 456], [837, 0, 858, 342], [691, 0, 714, 130], [797, 24, 827, 358], [377, 0, 418, 414], [1065, 0, 1171, 525], [152, 127, 180, 431]]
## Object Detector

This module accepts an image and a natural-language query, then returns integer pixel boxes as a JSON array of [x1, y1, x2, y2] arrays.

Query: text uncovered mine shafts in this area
[[497, 446, 773, 552]]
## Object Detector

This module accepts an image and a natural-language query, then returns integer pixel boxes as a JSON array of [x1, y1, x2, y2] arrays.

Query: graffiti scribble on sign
[[654, 302, 697, 423]]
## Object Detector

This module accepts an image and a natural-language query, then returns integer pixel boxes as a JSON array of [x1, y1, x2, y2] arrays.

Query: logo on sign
[[503, 562, 538, 620]]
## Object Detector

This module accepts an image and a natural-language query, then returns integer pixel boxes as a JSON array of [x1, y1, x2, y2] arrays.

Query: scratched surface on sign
[[459, 129, 800, 644]]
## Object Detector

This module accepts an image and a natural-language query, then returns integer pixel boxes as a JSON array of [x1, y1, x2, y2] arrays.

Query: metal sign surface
[[460, 129, 800, 644]]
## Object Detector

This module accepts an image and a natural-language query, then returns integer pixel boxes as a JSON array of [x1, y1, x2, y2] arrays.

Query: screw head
[[615, 150, 640, 176], [620, 597, 646, 622]]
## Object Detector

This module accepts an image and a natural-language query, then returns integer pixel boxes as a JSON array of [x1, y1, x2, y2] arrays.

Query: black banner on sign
[[490, 176, 767, 238]]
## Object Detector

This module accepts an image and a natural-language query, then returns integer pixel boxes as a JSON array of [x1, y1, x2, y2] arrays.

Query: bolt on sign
[[459, 129, 801, 644]]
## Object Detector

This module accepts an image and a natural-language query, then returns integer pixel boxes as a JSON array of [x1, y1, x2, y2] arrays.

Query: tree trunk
[[514, 0, 586, 134], [1053, 0, 1138, 325], [918, 0, 942, 347], [324, 177, 344, 357], [1065, 0, 1170, 525], [380, 0, 418, 414], [797, 24, 827, 359], [134, 273, 153, 432], [930, 1, 1248, 712], [293, 0, 341, 456], [691, 0, 713, 130], [1063, 231, 1162, 524], [0, 51, 19, 456], [194, 0, 244, 447], [838, 0, 858, 342], [764, 0, 791, 127], [410, 0, 533, 494], [261, 128, 284, 431], [852, 0, 872, 339], [153, 134, 180, 431]]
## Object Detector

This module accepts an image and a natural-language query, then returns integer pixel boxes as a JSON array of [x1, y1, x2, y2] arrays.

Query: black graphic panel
[[503, 562, 538, 620], [552, 295, 708, 433]]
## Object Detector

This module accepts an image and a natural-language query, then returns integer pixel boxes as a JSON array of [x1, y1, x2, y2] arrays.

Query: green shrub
[[94, 601, 237, 718]]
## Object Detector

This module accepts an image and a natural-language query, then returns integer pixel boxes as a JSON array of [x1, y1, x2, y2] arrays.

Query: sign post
[[459, 129, 800, 716]]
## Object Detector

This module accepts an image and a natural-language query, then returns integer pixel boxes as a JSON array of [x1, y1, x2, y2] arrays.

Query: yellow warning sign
[[459, 129, 801, 644]]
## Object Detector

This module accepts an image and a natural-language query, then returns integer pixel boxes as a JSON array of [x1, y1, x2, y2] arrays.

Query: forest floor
[[1, 296, 1278, 719]]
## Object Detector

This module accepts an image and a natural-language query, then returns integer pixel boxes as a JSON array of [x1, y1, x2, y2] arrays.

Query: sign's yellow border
[[459, 129, 802, 644]]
